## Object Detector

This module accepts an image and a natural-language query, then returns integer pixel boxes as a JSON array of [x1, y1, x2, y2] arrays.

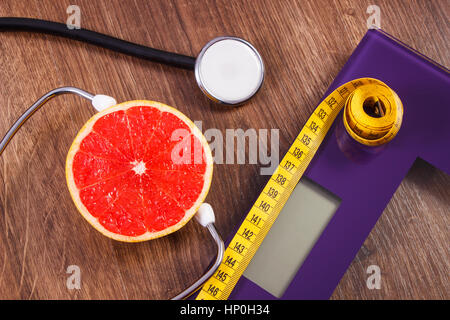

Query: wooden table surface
[[0, 0, 448, 300]]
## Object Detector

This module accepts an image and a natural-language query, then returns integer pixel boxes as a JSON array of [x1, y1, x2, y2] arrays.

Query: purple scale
[[198, 29, 450, 300]]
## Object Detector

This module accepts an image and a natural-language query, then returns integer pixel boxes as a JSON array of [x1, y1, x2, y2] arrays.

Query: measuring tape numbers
[[196, 78, 403, 300]]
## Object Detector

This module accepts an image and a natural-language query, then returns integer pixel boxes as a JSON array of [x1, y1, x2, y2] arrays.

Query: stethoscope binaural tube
[[171, 203, 225, 300], [0, 17, 264, 106], [0, 87, 96, 156], [0, 87, 224, 300]]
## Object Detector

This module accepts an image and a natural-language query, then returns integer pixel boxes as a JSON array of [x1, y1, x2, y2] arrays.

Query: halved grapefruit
[[66, 100, 213, 242]]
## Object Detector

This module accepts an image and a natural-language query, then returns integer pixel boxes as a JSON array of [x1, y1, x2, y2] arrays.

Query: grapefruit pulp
[[66, 100, 213, 242]]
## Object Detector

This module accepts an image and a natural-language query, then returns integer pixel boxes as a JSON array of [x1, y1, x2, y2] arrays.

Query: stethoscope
[[0, 18, 264, 105], [0, 17, 265, 299]]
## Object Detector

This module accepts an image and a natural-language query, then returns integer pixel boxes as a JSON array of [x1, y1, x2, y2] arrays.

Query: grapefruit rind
[[66, 100, 213, 242]]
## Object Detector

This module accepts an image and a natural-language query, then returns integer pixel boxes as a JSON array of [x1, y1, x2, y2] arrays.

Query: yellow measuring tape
[[196, 78, 403, 300]]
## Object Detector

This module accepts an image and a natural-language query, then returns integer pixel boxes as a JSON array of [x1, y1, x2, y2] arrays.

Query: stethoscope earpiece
[[195, 37, 265, 106]]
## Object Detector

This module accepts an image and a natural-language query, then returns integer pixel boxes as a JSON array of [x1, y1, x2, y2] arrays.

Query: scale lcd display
[[243, 177, 341, 298]]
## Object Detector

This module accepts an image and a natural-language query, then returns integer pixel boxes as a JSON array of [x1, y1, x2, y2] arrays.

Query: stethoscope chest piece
[[195, 37, 265, 106]]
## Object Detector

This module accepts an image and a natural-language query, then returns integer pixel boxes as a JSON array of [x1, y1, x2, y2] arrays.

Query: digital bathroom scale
[[198, 29, 450, 300]]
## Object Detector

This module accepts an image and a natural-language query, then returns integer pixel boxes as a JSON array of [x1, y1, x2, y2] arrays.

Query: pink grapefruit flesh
[[66, 100, 213, 242]]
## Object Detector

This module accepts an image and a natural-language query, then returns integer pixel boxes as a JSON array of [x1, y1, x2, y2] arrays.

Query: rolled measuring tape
[[336, 79, 403, 162], [196, 78, 403, 300]]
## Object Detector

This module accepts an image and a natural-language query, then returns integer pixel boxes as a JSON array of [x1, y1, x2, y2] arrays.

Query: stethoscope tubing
[[0, 17, 196, 70]]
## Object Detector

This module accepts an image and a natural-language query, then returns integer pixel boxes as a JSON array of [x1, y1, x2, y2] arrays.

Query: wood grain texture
[[0, 0, 448, 299]]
